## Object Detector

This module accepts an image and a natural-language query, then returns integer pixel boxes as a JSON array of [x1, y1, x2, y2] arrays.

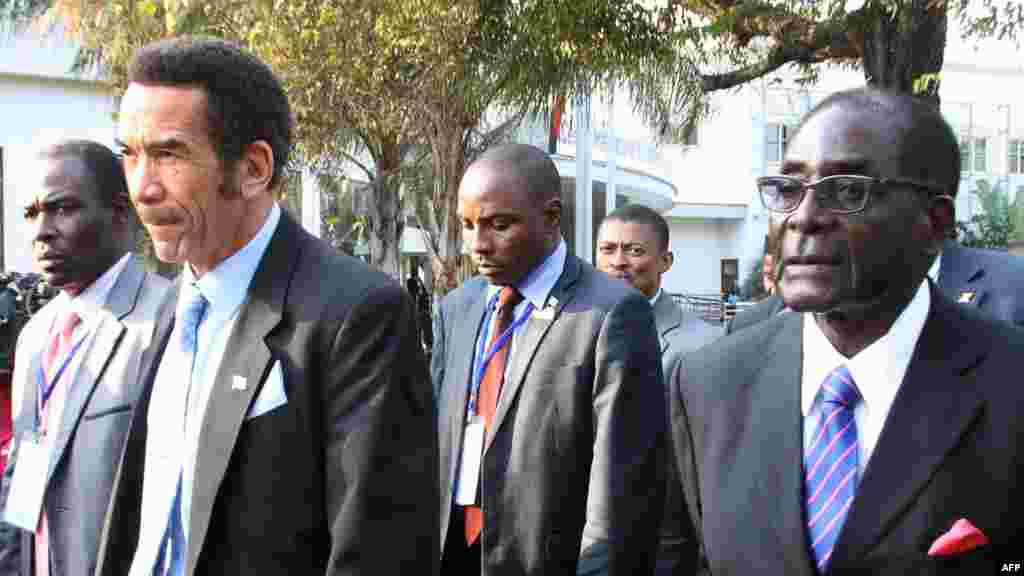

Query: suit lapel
[[736, 314, 817, 576], [832, 289, 986, 564], [185, 211, 297, 573], [485, 256, 581, 453], [653, 293, 682, 354], [47, 259, 143, 483], [443, 284, 489, 489]]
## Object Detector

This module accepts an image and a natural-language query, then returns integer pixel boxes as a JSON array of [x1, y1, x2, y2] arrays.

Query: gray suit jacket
[[96, 210, 437, 575], [0, 257, 171, 576], [653, 294, 721, 386], [671, 284, 1024, 575], [650, 294, 719, 576], [434, 255, 666, 575]]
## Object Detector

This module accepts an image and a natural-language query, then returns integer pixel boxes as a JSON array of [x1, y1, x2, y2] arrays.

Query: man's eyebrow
[[115, 136, 190, 152], [818, 159, 870, 176]]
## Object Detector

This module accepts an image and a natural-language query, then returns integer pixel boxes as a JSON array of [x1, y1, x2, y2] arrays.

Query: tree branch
[[699, 13, 860, 92]]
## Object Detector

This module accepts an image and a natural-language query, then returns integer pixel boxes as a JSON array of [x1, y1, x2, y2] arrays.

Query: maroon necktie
[[465, 286, 523, 545]]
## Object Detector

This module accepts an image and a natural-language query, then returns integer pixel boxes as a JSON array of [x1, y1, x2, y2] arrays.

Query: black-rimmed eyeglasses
[[756, 174, 947, 215]]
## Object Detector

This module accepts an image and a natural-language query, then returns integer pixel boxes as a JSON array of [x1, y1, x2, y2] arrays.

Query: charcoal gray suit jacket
[[96, 210, 437, 575], [433, 254, 666, 575]]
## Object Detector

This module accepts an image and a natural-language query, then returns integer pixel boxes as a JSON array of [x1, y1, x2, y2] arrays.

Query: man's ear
[[239, 140, 275, 200], [544, 197, 562, 230], [928, 194, 956, 251], [660, 250, 673, 274]]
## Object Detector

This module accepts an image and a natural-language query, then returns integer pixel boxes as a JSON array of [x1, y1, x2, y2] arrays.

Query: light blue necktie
[[154, 288, 208, 576], [804, 365, 861, 573]]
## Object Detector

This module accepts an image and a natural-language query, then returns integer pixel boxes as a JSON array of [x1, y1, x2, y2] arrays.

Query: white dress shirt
[[131, 204, 281, 575], [649, 288, 663, 307], [801, 278, 931, 480], [928, 253, 940, 283]]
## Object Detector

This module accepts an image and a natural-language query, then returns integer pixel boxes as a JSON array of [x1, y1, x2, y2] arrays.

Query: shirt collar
[[180, 203, 281, 322], [60, 252, 133, 326], [649, 288, 664, 306], [802, 278, 931, 416], [927, 252, 941, 282], [487, 238, 567, 311]]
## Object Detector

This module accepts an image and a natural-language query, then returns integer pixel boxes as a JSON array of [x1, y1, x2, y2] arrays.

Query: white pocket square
[[245, 360, 287, 420]]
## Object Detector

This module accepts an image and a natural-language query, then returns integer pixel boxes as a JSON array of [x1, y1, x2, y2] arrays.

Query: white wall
[[663, 218, 742, 294], [1, 80, 117, 272]]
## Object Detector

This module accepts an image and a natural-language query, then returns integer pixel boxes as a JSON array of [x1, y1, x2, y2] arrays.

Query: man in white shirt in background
[[0, 140, 171, 576]]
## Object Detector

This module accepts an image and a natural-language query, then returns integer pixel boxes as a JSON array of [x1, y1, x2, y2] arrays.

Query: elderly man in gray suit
[[595, 203, 720, 576], [0, 140, 171, 576], [434, 144, 666, 575]]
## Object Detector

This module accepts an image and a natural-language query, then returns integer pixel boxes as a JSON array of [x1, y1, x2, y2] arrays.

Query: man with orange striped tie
[[433, 143, 666, 575], [0, 140, 170, 576]]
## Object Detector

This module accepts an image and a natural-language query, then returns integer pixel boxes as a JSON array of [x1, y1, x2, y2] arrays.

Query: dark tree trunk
[[367, 154, 404, 278], [861, 0, 948, 106]]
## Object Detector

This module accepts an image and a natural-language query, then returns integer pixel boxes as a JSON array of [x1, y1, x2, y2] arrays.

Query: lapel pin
[[958, 291, 977, 304], [534, 307, 555, 320], [232, 375, 248, 391]]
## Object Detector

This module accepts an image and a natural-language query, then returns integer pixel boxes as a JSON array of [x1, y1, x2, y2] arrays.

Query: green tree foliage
[[34, 0, 668, 288], [630, 0, 1024, 142], [956, 179, 1024, 249]]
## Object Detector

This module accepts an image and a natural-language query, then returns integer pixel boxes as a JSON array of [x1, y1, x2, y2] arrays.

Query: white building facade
[[2, 24, 1022, 296], [0, 24, 116, 272]]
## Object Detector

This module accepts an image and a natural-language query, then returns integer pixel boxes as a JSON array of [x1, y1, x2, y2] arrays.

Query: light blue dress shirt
[[131, 203, 281, 576]]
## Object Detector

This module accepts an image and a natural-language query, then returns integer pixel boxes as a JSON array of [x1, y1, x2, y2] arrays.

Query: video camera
[[0, 272, 60, 372]]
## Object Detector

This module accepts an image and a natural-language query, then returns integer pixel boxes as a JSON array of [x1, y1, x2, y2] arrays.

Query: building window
[[959, 137, 989, 173], [766, 123, 789, 162], [974, 138, 987, 172], [1010, 139, 1023, 174]]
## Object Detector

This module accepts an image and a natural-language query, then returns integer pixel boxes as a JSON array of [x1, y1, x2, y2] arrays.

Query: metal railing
[[669, 293, 757, 324]]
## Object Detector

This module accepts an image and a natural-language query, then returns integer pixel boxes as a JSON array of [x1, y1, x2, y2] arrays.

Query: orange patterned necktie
[[464, 286, 523, 546]]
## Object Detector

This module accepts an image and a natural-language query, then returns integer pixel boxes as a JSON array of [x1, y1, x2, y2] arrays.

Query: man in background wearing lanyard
[[433, 143, 666, 575], [0, 140, 171, 576]]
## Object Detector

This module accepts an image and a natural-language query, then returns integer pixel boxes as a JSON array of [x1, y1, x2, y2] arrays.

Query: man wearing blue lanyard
[[0, 140, 171, 576], [434, 143, 666, 575]]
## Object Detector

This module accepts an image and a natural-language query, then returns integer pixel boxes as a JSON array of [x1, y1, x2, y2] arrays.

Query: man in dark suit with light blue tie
[[669, 88, 1024, 575], [434, 144, 665, 575], [95, 37, 436, 575]]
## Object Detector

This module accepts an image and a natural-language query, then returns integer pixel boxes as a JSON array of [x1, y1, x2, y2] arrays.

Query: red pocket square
[[927, 518, 989, 556]]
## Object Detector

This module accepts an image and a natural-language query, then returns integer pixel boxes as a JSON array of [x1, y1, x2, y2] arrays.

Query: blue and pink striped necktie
[[804, 365, 861, 573]]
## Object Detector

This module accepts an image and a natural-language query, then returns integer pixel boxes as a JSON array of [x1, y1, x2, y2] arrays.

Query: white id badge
[[454, 416, 485, 506], [3, 435, 50, 531]]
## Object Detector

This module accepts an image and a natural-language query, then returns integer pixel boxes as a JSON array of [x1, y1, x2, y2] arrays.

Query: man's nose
[[787, 185, 833, 232], [125, 157, 163, 205], [32, 212, 56, 243], [470, 229, 492, 254]]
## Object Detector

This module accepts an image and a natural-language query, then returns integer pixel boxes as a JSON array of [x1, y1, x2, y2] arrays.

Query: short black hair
[[128, 36, 292, 189], [475, 143, 561, 202], [602, 203, 670, 251], [798, 87, 961, 198], [38, 140, 130, 212]]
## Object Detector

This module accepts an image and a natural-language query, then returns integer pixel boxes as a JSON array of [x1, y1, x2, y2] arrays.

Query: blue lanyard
[[467, 292, 534, 418], [36, 334, 88, 421]]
